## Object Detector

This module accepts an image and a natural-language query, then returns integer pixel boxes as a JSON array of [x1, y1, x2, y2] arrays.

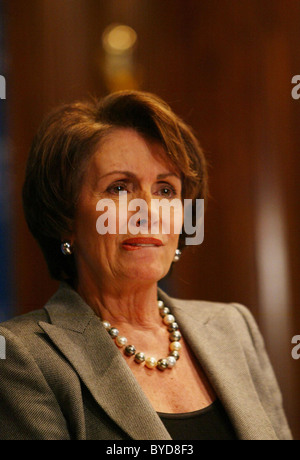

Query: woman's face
[[72, 128, 183, 291]]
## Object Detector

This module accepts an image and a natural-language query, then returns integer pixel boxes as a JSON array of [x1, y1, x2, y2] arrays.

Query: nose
[[137, 218, 148, 227], [133, 191, 160, 234]]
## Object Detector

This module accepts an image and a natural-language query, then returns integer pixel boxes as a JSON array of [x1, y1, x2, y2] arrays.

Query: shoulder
[[160, 287, 258, 330], [0, 308, 49, 338], [0, 282, 78, 339], [160, 289, 264, 351], [0, 308, 51, 363]]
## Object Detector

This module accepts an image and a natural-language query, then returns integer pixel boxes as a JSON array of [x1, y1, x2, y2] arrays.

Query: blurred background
[[0, 0, 299, 438]]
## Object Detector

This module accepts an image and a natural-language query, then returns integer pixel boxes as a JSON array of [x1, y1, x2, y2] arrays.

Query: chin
[[123, 263, 169, 284]]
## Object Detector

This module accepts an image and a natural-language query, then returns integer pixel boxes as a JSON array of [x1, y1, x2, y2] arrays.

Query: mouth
[[122, 237, 163, 250]]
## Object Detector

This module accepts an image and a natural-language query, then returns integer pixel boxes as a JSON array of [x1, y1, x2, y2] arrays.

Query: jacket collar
[[39, 282, 278, 440]]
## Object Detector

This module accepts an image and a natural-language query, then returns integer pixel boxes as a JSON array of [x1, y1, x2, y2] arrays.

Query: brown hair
[[22, 90, 208, 281]]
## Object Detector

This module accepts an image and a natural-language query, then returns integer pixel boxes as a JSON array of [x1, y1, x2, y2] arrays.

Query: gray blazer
[[0, 282, 292, 440]]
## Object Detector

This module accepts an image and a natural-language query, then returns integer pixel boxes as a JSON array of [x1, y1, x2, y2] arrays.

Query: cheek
[[170, 233, 180, 251], [162, 203, 183, 238], [75, 220, 120, 274], [73, 200, 104, 260]]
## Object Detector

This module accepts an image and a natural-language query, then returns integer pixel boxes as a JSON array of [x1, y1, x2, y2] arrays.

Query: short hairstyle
[[22, 90, 208, 282]]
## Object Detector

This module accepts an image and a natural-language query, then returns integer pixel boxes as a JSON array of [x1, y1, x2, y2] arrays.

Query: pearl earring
[[61, 241, 73, 256], [173, 249, 181, 262]]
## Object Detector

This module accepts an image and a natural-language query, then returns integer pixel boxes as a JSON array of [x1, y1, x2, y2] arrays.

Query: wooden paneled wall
[[5, 0, 300, 438]]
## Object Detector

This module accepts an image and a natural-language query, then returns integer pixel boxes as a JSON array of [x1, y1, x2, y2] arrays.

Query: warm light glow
[[102, 24, 137, 54], [255, 176, 292, 359]]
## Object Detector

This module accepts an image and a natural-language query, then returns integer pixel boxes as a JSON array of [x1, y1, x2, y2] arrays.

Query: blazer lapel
[[39, 283, 171, 440], [159, 290, 278, 440]]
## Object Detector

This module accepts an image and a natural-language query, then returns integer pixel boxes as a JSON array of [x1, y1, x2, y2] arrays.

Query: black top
[[158, 399, 237, 440]]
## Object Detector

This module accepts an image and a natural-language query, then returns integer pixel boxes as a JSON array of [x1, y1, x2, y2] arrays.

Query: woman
[[0, 91, 292, 440]]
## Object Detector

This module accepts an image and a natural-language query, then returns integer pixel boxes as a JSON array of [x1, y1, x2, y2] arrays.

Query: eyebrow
[[98, 170, 180, 181]]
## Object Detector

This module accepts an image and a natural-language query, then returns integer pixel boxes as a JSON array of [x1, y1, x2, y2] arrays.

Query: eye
[[106, 181, 130, 195], [157, 183, 177, 198]]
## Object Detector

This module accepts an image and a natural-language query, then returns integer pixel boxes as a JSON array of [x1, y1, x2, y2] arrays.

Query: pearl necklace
[[101, 300, 182, 371]]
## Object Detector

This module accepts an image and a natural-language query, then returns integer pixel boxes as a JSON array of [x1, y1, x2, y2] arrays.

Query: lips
[[122, 237, 163, 251]]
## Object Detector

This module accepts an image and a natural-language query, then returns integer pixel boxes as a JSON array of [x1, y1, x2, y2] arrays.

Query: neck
[[76, 274, 162, 330]]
